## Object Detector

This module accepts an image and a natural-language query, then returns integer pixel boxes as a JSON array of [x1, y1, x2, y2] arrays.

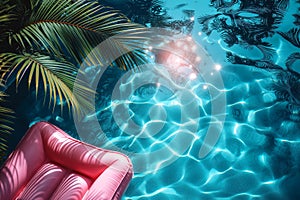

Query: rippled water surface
[[96, 64, 289, 199], [86, 0, 300, 199]]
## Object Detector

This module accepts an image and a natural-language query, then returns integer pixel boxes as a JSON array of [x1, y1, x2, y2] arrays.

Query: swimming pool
[[15, 0, 300, 199], [75, 1, 298, 199], [89, 60, 289, 200]]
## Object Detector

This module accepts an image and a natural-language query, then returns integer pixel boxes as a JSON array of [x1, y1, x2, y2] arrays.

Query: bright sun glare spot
[[215, 64, 222, 71], [189, 73, 197, 80], [203, 85, 208, 90], [190, 16, 195, 21], [166, 54, 186, 68]]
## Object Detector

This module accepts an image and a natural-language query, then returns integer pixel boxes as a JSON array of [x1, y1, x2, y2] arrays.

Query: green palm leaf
[[0, 53, 94, 114], [0, 82, 14, 163], [0, 91, 14, 136], [0, 0, 17, 45], [12, 0, 149, 70]]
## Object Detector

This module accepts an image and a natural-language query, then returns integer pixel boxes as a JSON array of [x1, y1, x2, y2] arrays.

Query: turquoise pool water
[[89, 0, 300, 199], [94, 63, 292, 199], [13, 0, 299, 199]]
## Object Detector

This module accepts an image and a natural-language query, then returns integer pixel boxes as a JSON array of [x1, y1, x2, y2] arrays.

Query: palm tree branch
[[0, 53, 94, 114], [11, 0, 149, 69], [0, 79, 14, 155]]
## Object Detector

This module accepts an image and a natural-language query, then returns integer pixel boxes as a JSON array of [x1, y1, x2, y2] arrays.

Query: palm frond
[[0, 81, 14, 162], [0, 53, 94, 114], [286, 52, 300, 74], [11, 0, 149, 70], [0, 90, 14, 132], [278, 28, 300, 48], [257, 45, 277, 61], [0, 0, 18, 45]]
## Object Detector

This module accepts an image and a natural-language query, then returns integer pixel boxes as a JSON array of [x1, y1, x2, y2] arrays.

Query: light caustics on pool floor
[[76, 30, 300, 198], [89, 59, 300, 200], [68, 30, 300, 198], [71, 20, 300, 200]]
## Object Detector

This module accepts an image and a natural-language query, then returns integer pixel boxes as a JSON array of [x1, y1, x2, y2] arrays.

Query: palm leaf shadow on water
[[100, 0, 171, 27], [198, 0, 300, 118], [100, 0, 195, 34], [197, 0, 300, 199], [278, 28, 300, 48]]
